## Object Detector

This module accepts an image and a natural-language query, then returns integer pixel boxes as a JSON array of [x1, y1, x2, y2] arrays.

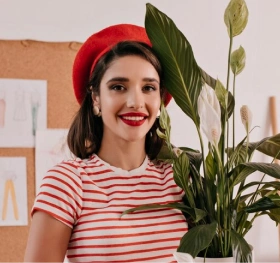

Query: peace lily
[[198, 85, 221, 148], [240, 105, 252, 133], [124, 2, 280, 262]]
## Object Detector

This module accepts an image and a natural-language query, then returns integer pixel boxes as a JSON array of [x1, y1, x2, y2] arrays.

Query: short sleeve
[[31, 160, 83, 228]]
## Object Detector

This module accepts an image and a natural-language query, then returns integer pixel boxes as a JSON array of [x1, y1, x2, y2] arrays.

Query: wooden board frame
[[0, 39, 81, 262]]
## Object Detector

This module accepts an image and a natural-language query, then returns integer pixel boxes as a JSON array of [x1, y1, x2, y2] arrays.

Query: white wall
[[1, 0, 280, 261]]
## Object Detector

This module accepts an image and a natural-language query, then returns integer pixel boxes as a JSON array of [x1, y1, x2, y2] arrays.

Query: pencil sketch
[[0, 78, 47, 147], [0, 157, 27, 226]]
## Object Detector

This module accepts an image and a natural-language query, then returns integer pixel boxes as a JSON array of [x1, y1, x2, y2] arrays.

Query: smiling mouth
[[119, 116, 147, 126], [122, 116, 145, 121]]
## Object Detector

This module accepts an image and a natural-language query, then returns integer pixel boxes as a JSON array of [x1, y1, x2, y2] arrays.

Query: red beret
[[72, 23, 172, 106]]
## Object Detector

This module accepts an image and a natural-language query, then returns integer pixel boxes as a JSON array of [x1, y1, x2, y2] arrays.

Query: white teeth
[[122, 116, 144, 121]]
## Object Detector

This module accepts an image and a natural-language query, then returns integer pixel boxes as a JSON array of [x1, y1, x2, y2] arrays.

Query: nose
[[126, 89, 144, 109]]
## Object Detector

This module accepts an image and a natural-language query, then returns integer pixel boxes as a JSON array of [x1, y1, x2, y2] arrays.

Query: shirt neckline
[[91, 154, 149, 176]]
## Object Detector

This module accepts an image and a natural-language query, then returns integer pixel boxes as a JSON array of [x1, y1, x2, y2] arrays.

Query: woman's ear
[[91, 92, 100, 107], [91, 92, 102, 117]]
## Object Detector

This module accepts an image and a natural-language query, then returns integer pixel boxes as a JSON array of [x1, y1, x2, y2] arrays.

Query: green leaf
[[230, 46, 246, 75], [177, 222, 217, 258], [244, 195, 280, 213], [179, 147, 200, 153], [214, 79, 235, 121], [159, 102, 170, 129], [230, 230, 253, 262], [156, 143, 176, 163], [200, 67, 216, 88], [256, 133, 280, 160], [173, 153, 197, 208], [231, 162, 280, 187], [224, 0, 249, 37], [173, 152, 190, 190], [225, 136, 247, 169], [205, 151, 217, 182], [180, 147, 203, 171], [227, 90, 235, 119], [145, 3, 202, 127], [234, 181, 280, 207], [240, 181, 280, 195], [227, 136, 272, 168], [156, 128, 167, 140], [264, 208, 280, 224], [122, 202, 207, 223], [215, 79, 227, 110]]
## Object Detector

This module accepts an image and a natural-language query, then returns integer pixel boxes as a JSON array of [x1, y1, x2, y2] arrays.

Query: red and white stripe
[[32, 155, 188, 262]]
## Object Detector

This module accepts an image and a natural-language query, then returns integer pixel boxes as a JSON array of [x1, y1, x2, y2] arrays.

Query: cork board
[[0, 39, 82, 262]]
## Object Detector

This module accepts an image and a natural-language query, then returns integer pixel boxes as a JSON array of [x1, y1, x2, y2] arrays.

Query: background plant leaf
[[256, 134, 280, 160]]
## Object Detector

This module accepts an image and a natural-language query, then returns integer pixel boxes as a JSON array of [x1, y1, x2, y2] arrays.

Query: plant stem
[[197, 126, 215, 219], [224, 23, 233, 257], [226, 23, 233, 168], [232, 73, 236, 151], [215, 146, 227, 256]]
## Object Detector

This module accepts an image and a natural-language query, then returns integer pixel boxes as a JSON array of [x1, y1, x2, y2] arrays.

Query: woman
[[24, 24, 188, 263]]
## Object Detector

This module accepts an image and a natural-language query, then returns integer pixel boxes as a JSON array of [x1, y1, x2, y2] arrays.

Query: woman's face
[[93, 55, 161, 144]]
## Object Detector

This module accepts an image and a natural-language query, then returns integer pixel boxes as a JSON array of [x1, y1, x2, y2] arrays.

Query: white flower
[[198, 85, 221, 147], [240, 105, 252, 133]]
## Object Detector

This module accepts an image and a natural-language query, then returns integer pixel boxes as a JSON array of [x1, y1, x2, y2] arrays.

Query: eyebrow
[[106, 77, 159, 84]]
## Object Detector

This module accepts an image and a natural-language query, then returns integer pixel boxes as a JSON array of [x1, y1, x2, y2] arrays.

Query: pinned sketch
[[0, 78, 47, 147], [0, 157, 27, 226], [35, 129, 73, 194]]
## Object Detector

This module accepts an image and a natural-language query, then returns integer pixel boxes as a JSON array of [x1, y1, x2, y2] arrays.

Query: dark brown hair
[[67, 41, 167, 159]]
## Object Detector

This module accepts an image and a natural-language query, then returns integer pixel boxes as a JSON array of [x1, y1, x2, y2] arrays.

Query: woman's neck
[[97, 140, 146, 171]]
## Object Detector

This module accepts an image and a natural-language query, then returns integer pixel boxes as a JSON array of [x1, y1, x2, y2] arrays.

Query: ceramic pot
[[194, 257, 234, 263], [173, 249, 254, 263], [173, 252, 234, 263]]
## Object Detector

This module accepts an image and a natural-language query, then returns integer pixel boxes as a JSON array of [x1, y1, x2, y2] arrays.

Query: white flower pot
[[173, 252, 233, 263], [173, 252, 194, 262], [173, 248, 254, 263], [194, 257, 234, 263]]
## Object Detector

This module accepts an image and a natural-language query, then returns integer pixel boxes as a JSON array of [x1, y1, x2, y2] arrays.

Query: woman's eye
[[143, 85, 156, 92], [111, 84, 125, 91]]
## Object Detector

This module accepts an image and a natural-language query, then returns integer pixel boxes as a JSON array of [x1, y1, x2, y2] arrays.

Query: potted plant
[[123, 0, 280, 261]]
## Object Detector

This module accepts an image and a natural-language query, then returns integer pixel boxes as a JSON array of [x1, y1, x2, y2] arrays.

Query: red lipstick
[[119, 112, 147, 126]]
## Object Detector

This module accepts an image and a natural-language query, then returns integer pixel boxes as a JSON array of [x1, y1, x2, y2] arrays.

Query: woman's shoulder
[[47, 154, 106, 178], [45, 156, 94, 181]]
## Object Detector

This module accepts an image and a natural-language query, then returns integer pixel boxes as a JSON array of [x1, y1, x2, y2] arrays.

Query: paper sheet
[[0, 78, 47, 147]]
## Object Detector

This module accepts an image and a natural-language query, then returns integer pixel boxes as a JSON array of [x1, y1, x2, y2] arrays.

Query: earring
[[156, 109, 161, 118], [93, 105, 101, 117]]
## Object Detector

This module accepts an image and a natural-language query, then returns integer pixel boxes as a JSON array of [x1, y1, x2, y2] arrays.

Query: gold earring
[[93, 105, 101, 117], [156, 109, 161, 118]]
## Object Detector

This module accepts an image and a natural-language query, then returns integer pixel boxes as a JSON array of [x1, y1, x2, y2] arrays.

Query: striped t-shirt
[[32, 154, 188, 262]]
